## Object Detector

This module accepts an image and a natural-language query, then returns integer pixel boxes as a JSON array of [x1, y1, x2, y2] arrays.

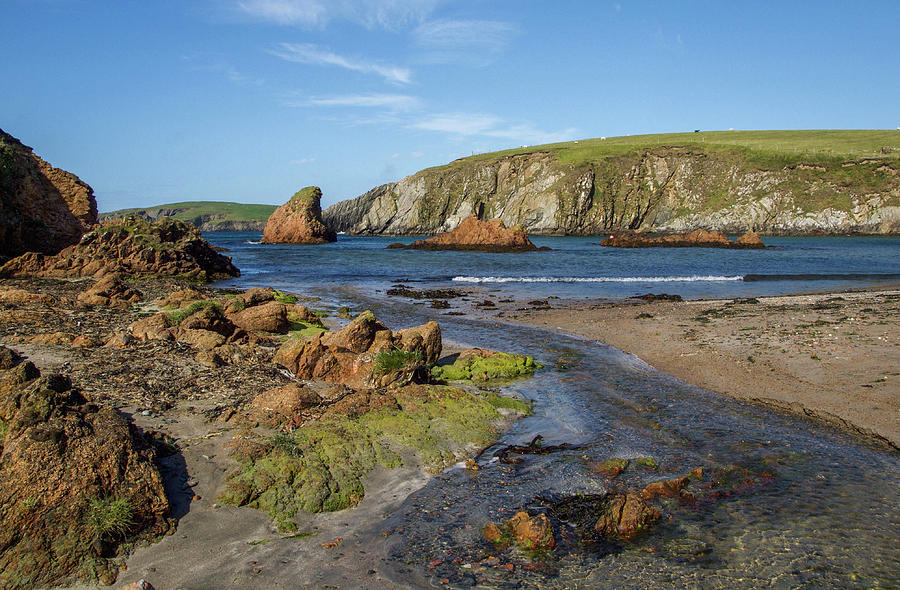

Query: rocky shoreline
[[0, 272, 539, 589]]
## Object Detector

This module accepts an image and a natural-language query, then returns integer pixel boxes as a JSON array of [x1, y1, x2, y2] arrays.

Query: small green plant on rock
[[374, 347, 423, 376], [87, 496, 134, 541]]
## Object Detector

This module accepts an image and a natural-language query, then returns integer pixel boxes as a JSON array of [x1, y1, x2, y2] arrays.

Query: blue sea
[[208, 233, 900, 301]]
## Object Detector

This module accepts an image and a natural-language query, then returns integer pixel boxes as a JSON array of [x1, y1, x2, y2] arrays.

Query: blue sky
[[2, 1, 898, 212]]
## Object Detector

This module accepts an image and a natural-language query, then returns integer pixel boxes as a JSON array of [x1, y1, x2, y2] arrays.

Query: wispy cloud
[[298, 93, 421, 111], [412, 112, 578, 145], [412, 19, 518, 65], [234, 0, 441, 29], [289, 157, 317, 165], [269, 42, 411, 84], [183, 54, 264, 86]]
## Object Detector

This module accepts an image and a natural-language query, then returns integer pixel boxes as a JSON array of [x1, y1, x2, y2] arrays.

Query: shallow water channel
[[332, 291, 899, 589]]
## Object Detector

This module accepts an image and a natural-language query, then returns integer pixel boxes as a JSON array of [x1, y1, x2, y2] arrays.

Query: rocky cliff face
[[324, 148, 900, 235], [0, 128, 98, 259], [262, 186, 336, 244]]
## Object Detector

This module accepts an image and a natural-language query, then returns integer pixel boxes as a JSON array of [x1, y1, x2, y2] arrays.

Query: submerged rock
[[431, 348, 540, 382], [0, 216, 239, 281], [593, 491, 660, 541], [261, 186, 336, 244], [0, 360, 172, 588], [387, 215, 546, 252], [601, 229, 765, 249]]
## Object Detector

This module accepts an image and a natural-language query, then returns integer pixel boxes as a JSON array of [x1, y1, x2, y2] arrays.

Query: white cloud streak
[[270, 42, 411, 84], [412, 112, 578, 145], [413, 19, 518, 59], [234, 0, 441, 29], [298, 93, 421, 110]]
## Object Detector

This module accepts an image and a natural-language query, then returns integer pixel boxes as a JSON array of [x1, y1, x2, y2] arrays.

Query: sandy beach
[[497, 289, 900, 449]]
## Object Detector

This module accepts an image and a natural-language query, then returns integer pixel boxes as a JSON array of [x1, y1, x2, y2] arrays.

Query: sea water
[[210, 234, 900, 302], [208, 233, 900, 588]]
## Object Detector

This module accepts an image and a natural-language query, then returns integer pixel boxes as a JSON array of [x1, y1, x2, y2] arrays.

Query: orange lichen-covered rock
[[388, 215, 545, 252], [261, 186, 336, 244]]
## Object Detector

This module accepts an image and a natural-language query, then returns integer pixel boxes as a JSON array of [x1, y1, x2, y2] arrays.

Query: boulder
[[0, 217, 240, 281], [129, 314, 175, 342], [593, 491, 660, 541], [0, 361, 171, 588], [506, 511, 555, 549], [249, 383, 323, 426], [0, 287, 54, 304], [641, 476, 690, 500], [155, 288, 207, 309], [601, 229, 765, 249], [273, 311, 440, 389], [179, 305, 234, 337], [0, 128, 97, 259], [388, 215, 544, 252], [261, 186, 336, 244], [76, 273, 142, 308], [228, 301, 289, 333], [735, 231, 765, 247]]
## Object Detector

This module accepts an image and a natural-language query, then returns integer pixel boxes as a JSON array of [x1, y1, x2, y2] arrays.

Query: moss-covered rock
[[431, 348, 541, 382], [220, 385, 525, 525]]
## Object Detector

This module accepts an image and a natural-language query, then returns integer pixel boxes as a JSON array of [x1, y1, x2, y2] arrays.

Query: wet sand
[[499, 289, 900, 449]]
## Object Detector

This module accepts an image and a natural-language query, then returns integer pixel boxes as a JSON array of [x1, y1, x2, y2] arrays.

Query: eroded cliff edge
[[324, 143, 900, 235]]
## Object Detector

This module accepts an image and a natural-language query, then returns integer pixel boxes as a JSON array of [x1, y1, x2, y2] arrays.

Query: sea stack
[[388, 215, 546, 252], [0, 128, 98, 260], [261, 186, 337, 244]]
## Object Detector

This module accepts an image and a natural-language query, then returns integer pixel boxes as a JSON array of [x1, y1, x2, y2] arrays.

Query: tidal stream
[[303, 288, 900, 589]]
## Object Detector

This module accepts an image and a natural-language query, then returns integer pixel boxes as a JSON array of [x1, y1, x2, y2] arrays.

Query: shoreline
[[486, 287, 899, 450]]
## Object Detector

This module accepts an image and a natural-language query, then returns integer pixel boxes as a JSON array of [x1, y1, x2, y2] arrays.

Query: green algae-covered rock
[[220, 385, 527, 527], [431, 348, 541, 382]]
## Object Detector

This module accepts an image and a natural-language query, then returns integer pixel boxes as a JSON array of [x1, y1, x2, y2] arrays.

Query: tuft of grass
[[374, 347, 422, 376], [87, 497, 134, 540]]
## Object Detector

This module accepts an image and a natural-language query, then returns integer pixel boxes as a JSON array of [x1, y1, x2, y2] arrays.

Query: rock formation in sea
[[323, 147, 900, 236], [261, 186, 336, 244], [387, 214, 545, 252], [0, 216, 239, 281], [0, 128, 98, 260], [600, 229, 765, 248]]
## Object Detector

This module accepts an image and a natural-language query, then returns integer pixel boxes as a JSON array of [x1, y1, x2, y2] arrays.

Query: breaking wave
[[452, 275, 744, 283]]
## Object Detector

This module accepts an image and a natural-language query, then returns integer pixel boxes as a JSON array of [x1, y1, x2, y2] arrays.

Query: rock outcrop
[[600, 229, 765, 248], [261, 186, 336, 244], [324, 145, 900, 236], [0, 128, 98, 259], [0, 216, 239, 281], [0, 355, 172, 588], [273, 310, 441, 389], [387, 215, 545, 252]]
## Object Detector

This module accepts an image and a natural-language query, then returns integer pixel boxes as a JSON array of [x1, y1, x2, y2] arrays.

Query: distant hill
[[100, 201, 276, 232], [324, 130, 900, 236]]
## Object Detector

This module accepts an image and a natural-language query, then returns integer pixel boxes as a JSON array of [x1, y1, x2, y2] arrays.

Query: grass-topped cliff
[[324, 130, 900, 236], [101, 201, 276, 232]]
